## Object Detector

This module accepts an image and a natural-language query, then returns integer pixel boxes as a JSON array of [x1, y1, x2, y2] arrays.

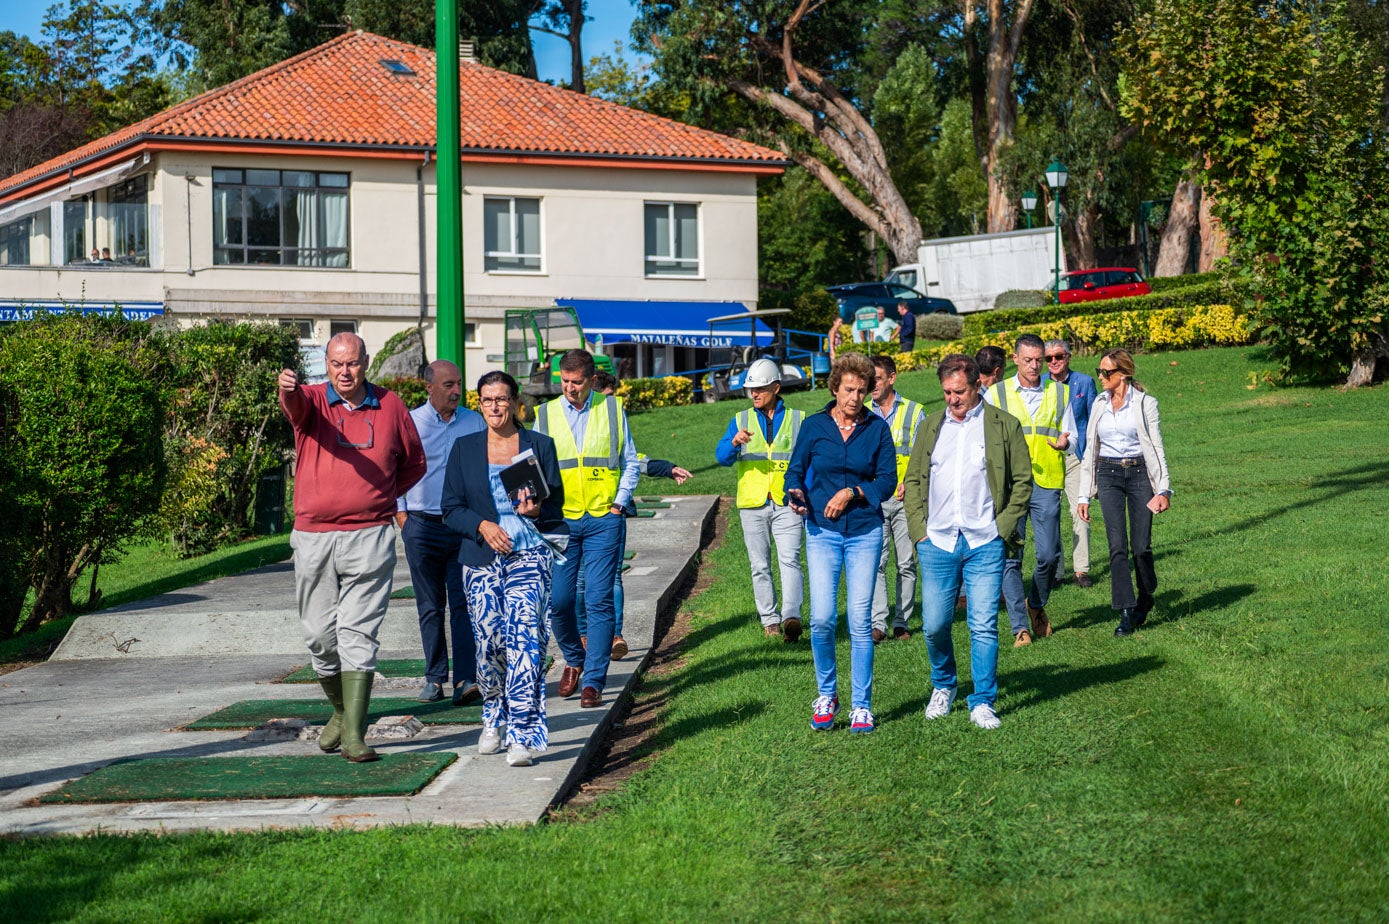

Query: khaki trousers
[[291, 524, 396, 675]]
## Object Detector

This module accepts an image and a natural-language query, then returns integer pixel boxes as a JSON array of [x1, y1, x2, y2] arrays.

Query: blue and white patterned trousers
[[462, 545, 554, 752]]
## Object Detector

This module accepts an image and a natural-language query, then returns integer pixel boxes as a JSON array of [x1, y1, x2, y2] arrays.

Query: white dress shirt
[[927, 400, 999, 553], [1094, 391, 1142, 458]]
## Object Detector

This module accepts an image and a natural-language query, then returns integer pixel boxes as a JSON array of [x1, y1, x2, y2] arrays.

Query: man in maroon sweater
[[279, 332, 427, 762]]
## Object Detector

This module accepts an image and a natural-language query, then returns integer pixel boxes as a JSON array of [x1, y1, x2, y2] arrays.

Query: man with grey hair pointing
[[395, 360, 485, 706], [279, 332, 426, 762]]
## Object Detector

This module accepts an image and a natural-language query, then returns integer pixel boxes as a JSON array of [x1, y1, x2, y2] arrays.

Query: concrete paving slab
[[0, 495, 718, 836]]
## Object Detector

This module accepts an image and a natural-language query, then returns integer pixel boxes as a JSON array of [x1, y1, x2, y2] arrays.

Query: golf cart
[[503, 307, 614, 400], [701, 308, 812, 402]]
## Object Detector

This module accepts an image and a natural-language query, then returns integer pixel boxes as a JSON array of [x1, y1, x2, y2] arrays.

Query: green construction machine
[[503, 307, 614, 400]]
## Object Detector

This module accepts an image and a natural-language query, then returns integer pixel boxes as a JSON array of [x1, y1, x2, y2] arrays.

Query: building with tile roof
[[0, 31, 785, 379]]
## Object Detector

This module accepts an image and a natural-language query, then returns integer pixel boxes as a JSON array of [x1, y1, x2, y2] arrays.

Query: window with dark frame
[[213, 169, 350, 267], [0, 217, 30, 266]]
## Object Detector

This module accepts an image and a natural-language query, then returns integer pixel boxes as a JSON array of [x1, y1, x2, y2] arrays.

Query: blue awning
[[555, 298, 775, 348], [0, 300, 164, 322]]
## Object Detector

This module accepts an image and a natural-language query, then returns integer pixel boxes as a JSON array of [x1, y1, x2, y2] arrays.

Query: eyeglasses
[[1097, 368, 1119, 379], [335, 416, 374, 449], [478, 397, 512, 408], [1045, 353, 1068, 362]]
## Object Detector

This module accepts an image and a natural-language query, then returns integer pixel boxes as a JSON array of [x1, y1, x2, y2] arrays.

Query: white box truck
[[886, 226, 1065, 314]]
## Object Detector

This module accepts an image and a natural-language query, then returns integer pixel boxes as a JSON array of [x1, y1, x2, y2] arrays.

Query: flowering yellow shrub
[[617, 376, 694, 413], [878, 303, 1255, 370]]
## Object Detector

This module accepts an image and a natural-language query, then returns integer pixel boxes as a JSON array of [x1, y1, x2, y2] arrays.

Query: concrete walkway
[[0, 496, 718, 836]]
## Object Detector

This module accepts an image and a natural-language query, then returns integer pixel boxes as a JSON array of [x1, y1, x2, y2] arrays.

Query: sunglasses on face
[[1046, 354, 1068, 362], [1098, 368, 1119, 379]]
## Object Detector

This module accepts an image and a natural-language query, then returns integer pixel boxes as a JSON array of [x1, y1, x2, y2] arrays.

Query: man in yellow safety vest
[[983, 334, 1078, 647], [534, 349, 641, 708], [715, 358, 806, 641], [867, 354, 926, 642]]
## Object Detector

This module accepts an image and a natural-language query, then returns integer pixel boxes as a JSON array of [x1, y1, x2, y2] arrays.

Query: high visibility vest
[[535, 394, 626, 519], [990, 379, 1070, 489], [869, 395, 923, 484], [733, 407, 804, 509]]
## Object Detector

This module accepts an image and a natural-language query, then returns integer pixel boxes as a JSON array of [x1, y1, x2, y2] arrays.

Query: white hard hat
[[743, 358, 781, 389]]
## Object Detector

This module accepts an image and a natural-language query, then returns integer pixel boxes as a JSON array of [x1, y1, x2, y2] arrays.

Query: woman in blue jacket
[[785, 352, 898, 733], [442, 370, 567, 768]]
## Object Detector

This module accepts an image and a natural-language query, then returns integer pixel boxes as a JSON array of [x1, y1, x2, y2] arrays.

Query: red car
[[1055, 267, 1151, 304]]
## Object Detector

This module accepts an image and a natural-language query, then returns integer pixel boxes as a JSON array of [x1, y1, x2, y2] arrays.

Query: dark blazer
[[441, 427, 567, 567]]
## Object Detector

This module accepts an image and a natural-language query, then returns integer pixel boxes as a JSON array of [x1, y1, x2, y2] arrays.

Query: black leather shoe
[[1114, 608, 1136, 637], [1135, 593, 1153, 627], [1074, 572, 1094, 588]]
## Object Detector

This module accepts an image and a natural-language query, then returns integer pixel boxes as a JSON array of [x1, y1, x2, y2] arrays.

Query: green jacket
[[902, 401, 1034, 556]]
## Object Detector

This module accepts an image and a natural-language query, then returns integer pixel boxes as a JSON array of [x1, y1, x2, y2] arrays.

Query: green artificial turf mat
[[280, 659, 430, 683], [633, 510, 657, 518], [390, 586, 415, 598], [185, 698, 482, 730], [623, 551, 635, 560], [39, 753, 456, 804], [635, 501, 671, 509]]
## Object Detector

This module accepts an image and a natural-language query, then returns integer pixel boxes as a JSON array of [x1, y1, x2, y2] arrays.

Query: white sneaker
[[969, 704, 1002, 730], [925, 688, 956, 720], [477, 725, 504, 755], [506, 743, 534, 767]]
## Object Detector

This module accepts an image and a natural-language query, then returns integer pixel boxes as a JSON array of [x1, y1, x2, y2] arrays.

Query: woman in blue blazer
[[442, 370, 566, 768]]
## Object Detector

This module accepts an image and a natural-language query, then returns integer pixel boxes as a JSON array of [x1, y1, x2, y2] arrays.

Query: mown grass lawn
[[2, 346, 1387, 922]]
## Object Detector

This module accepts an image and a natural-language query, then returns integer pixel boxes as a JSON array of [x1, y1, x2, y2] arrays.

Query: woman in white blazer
[[1076, 349, 1172, 637]]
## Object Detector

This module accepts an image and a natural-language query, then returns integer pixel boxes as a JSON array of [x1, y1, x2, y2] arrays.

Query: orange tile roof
[[1, 31, 784, 199]]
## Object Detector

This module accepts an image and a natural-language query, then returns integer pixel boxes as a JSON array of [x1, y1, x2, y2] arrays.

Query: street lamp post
[[1020, 190, 1038, 229], [1045, 160, 1068, 305]]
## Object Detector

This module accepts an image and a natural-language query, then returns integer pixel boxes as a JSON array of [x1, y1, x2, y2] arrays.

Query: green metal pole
[[1053, 195, 1061, 305], [435, 0, 464, 368]]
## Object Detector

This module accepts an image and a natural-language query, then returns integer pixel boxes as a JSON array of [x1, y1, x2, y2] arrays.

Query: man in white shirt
[[395, 360, 486, 705], [902, 354, 1032, 729], [983, 334, 1077, 646]]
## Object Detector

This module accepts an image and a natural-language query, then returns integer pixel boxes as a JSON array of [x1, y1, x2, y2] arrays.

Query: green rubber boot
[[316, 674, 345, 753], [339, 670, 380, 763]]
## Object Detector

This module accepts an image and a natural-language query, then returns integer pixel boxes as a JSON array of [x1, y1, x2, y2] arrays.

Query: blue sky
[[0, 0, 640, 85]]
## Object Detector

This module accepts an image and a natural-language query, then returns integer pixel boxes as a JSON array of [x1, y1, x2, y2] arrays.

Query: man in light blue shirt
[[394, 360, 485, 705]]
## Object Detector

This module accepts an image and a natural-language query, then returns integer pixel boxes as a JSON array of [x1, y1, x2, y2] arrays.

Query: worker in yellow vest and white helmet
[[983, 334, 1078, 647], [715, 357, 806, 641], [534, 349, 641, 709], [866, 354, 927, 642]]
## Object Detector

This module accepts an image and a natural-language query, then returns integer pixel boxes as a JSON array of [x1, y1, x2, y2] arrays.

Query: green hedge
[[964, 277, 1243, 336], [993, 289, 1051, 311]]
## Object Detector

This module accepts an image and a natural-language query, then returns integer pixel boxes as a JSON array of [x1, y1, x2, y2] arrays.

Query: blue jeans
[[550, 511, 624, 691], [1002, 485, 1063, 635], [401, 514, 476, 686], [918, 534, 1004, 709], [575, 518, 627, 637], [805, 522, 883, 710]]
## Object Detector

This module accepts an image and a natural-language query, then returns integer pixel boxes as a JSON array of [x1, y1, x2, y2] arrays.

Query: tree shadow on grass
[[883, 654, 1164, 720], [1063, 583, 1257, 630], [1222, 460, 1389, 535]]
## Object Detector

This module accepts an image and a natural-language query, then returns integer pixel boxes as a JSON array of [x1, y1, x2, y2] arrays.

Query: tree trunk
[[1066, 201, 1099, 270], [564, 0, 584, 93], [982, 0, 1035, 233], [1197, 185, 1228, 271], [1345, 332, 1389, 388], [1154, 175, 1199, 276]]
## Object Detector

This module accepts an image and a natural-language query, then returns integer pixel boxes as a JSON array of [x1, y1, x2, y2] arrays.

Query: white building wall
[[1, 150, 765, 379]]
